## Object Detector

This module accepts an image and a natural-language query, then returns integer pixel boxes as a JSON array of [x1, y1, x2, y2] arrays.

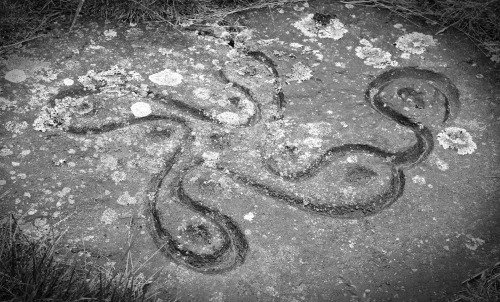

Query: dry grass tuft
[[450, 262, 500, 302], [0, 214, 165, 302], [0, 0, 302, 53], [343, 0, 500, 59], [0, 0, 71, 50], [1, 0, 497, 58]]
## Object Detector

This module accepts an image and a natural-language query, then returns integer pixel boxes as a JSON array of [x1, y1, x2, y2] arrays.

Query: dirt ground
[[1, 1, 499, 301]]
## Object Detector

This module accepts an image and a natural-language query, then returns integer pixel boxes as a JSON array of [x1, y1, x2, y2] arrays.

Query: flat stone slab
[[1, 2, 499, 301]]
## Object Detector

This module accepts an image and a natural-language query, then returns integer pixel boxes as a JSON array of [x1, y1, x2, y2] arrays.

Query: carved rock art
[[46, 52, 460, 274]]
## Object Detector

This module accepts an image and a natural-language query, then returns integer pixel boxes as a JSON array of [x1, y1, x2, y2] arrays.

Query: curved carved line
[[56, 57, 461, 274]]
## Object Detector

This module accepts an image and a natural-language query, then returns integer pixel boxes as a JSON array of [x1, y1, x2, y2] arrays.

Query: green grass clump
[[0, 215, 159, 302]]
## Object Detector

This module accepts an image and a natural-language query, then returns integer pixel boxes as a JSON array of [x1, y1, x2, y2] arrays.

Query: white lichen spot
[[209, 291, 225, 302], [216, 112, 241, 125], [2, 55, 57, 82], [239, 98, 255, 116], [346, 155, 358, 163], [202, 151, 220, 168], [243, 212, 255, 221], [437, 159, 450, 172], [20, 218, 50, 240], [490, 54, 500, 63], [454, 118, 487, 132], [194, 87, 211, 100], [303, 122, 331, 136], [293, 4, 304, 11], [5, 121, 28, 134], [117, 191, 137, 206], [220, 98, 255, 125], [131, 102, 152, 117], [103, 29, 118, 38], [33, 96, 80, 132], [158, 48, 172, 56], [111, 170, 127, 184], [482, 39, 500, 62], [126, 27, 143, 38], [100, 208, 118, 224], [355, 39, 398, 69], [286, 62, 313, 83], [213, 97, 255, 125], [5, 69, 27, 83], [32, 218, 45, 228], [226, 49, 240, 59], [100, 154, 118, 170], [56, 187, 71, 198], [193, 63, 205, 70], [431, 156, 449, 171], [437, 127, 477, 155], [78, 66, 142, 90], [298, 150, 312, 161], [292, 14, 348, 40], [395, 32, 437, 55], [236, 28, 254, 43], [0, 97, 17, 111], [340, 186, 357, 198], [149, 69, 183, 86], [400, 53, 411, 60], [0, 148, 13, 156], [312, 50, 323, 61], [63, 78, 74, 86], [303, 137, 323, 148], [465, 235, 485, 251], [87, 44, 105, 50], [359, 39, 371, 47], [412, 175, 426, 185], [318, 19, 349, 40]]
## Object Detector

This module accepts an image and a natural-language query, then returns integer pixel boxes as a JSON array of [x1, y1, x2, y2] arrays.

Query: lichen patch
[[286, 62, 313, 83], [149, 69, 183, 86], [437, 127, 477, 155], [117, 191, 137, 206], [355, 39, 398, 69], [395, 32, 437, 55], [131, 102, 152, 117], [4, 69, 27, 83]]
